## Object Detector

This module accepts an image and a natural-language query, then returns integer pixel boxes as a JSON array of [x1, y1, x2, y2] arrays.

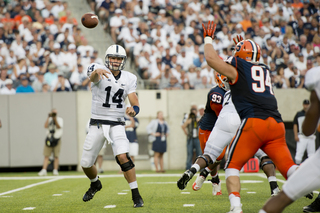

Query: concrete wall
[[0, 88, 311, 170], [0, 93, 78, 168]]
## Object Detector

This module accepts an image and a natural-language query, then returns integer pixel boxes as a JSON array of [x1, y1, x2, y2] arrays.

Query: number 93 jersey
[[88, 63, 137, 122], [225, 56, 282, 122]]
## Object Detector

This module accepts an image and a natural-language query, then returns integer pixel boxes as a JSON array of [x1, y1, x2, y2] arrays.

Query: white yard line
[[0, 178, 61, 196]]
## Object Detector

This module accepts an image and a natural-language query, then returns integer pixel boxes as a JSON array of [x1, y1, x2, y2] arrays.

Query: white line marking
[[22, 207, 36, 210], [241, 180, 263, 183], [117, 192, 127, 195], [183, 204, 195, 207], [104, 205, 116, 208], [247, 192, 256, 194], [0, 178, 61, 196], [241, 188, 248, 190], [52, 194, 62, 196], [181, 192, 190, 194]]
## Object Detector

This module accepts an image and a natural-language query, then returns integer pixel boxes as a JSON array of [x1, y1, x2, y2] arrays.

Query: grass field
[[0, 170, 317, 213]]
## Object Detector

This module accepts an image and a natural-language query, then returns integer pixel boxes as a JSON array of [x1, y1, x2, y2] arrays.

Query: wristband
[[204, 37, 213, 44], [133, 106, 140, 116]]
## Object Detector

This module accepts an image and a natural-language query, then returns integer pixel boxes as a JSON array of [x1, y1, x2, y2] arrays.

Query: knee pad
[[80, 159, 93, 168], [116, 153, 135, 172], [260, 156, 275, 170], [225, 168, 240, 179], [195, 155, 213, 167]]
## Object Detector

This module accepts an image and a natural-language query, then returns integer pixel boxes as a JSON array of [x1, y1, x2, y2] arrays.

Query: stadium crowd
[[0, 0, 99, 94], [0, 0, 319, 94], [93, 0, 320, 90]]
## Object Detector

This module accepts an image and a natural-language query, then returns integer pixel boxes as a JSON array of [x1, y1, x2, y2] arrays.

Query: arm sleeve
[[211, 102, 223, 116]]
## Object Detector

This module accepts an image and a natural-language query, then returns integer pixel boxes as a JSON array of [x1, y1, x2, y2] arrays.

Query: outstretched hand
[[95, 68, 111, 80], [202, 21, 216, 39], [233, 35, 244, 46]]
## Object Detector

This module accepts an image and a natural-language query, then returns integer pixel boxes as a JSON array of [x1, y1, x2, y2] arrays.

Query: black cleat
[[133, 197, 144, 208], [83, 179, 102, 202], [306, 192, 314, 200], [177, 170, 194, 190], [303, 197, 320, 212]]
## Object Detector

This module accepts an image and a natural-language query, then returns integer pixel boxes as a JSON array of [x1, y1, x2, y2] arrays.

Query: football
[[81, 13, 99, 29]]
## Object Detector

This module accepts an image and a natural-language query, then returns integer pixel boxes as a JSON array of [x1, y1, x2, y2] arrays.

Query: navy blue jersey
[[226, 56, 282, 122], [199, 86, 226, 131]]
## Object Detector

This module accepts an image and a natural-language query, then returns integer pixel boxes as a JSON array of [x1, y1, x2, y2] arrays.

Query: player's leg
[[255, 149, 280, 196], [261, 120, 297, 180], [179, 112, 239, 190], [261, 149, 320, 213], [225, 118, 266, 213], [111, 125, 143, 208], [295, 135, 308, 165], [81, 124, 105, 202]]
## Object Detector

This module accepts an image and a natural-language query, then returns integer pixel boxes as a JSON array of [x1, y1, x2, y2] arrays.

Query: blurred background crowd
[[0, 0, 319, 94]]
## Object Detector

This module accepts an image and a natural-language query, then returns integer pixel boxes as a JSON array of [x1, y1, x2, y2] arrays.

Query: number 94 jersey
[[88, 63, 137, 122], [225, 56, 282, 122]]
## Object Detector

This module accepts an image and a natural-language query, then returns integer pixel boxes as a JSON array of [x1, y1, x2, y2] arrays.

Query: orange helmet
[[215, 72, 229, 91], [233, 39, 261, 63]]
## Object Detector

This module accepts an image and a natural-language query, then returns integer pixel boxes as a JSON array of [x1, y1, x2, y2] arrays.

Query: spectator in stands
[[69, 64, 90, 91], [159, 65, 171, 90], [166, 75, 182, 90], [0, 67, 8, 89], [295, 52, 307, 72], [16, 75, 34, 93], [274, 66, 290, 89], [134, 34, 151, 67], [52, 72, 72, 92], [44, 64, 58, 86], [110, 9, 125, 43], [12, 56, 27, 81], [289, 66, 304, 88], [0, 79, 15, 95], [32, 72, 46, 92]]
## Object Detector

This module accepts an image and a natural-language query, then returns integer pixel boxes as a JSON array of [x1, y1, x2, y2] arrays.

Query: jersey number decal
[[212, 94, 222, 103], [251, 66, 274, 95], [102, 86, 124, 108]]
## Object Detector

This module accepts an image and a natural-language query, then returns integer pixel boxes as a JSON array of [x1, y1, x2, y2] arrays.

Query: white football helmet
[[105, 44, 127, 71]]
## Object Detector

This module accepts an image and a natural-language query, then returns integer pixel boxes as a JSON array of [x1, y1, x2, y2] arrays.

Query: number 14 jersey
[[225, 57, 282, 122], [88, 63, 137, 122]]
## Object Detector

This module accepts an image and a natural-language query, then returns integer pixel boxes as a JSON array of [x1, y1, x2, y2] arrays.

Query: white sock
[[268, 176, 277, 182], [229, 193, 241, 207], [205, 167, 212, 173], [258, 210, 267, 213], [90, 176, 98, 182], [129, 181, 138, 189], [42, 169, 47, 171], [191, 164, 200, 172]]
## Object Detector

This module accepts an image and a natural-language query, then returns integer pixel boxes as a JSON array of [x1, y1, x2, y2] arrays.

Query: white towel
[[102, 125, 113, 144]]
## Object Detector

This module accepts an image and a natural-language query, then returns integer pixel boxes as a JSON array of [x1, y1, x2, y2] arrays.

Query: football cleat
[[271, 187, 280, 197], [228, 206, 243, 213], [177, 170, 194, 190], [303, 197, 320, 212], [53, 169, 59, 176], [83, 179, 102, 202], [192, 175, 206, 191], [133, 197, 144, 208], [212, 182, 222, 196], [306, 192, 314, 200]]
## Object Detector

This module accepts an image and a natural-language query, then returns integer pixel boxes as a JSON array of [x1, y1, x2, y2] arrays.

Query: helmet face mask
[[105, 45, 127, 71], [233, 39, 261, 63]]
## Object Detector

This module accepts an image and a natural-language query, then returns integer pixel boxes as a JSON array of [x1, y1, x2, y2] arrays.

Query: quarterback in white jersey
[[261, 67, 320, 213], [80, 44, 144, 208]]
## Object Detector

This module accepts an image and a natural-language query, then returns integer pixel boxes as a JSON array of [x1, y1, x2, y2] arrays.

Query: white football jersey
[[305, 66, 320, 100], [87, 63, 137, 122], [220, 90, 238, 116]]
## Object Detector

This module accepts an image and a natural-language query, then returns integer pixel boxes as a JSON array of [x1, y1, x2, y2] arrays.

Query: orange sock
[[229, 192, 240, 197]]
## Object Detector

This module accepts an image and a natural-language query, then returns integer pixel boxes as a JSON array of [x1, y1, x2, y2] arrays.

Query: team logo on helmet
[[233, 39, 261, 63], [215, 72, 229, 91]]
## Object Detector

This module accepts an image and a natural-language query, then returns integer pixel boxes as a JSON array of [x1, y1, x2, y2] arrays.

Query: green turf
[[0, 170, 315, 212]]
